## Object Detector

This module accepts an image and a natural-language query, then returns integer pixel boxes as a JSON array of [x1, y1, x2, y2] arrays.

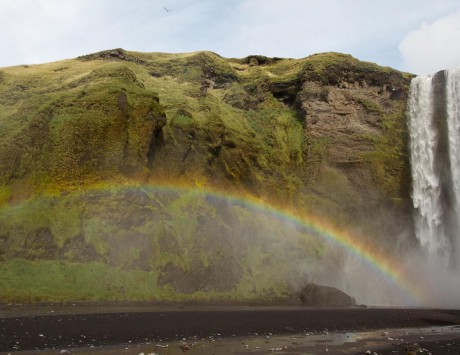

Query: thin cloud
[[0, 0, 460, 70], [399, 11, 460, 75], [228, 0, 460, 68], [0, 0, 102, 66], [0, 0, 227, 67]]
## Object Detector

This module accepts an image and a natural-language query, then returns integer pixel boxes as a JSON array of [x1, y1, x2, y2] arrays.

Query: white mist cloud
[[399, 11, 460, 75]]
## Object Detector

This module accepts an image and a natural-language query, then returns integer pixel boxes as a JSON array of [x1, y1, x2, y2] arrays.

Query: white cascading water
[[407, 69, 460, 307], [408, 69, 460, 266], [446, 69, 460, 264], [407, 75, 447, 256]]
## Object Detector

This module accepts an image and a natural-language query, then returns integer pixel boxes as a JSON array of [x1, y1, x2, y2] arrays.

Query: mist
[[3, 178, 460, 307]]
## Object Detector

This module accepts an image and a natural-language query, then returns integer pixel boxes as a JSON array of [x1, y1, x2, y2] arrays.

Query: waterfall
[[408, 76, 444, 255], [408, 69, 460, 267], [447, 69, 460, 265]]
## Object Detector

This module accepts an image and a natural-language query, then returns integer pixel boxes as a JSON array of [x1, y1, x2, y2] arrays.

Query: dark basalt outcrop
[[300, 283, 356, 307], [78, 48, 148, 65]]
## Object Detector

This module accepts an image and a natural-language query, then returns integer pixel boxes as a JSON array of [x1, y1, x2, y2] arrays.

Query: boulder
[[300, 283, 356, 307]]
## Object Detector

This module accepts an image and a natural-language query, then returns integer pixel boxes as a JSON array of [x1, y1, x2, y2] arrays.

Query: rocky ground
[[1, 305, 460, 354]]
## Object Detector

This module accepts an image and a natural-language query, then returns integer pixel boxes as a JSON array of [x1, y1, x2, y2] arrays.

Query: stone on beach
[[299, 283, 356, 306]]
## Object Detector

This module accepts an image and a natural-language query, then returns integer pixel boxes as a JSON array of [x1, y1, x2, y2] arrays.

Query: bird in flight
[[164, 6, 172, 12]]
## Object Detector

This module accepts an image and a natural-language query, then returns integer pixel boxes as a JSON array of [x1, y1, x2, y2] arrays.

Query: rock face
[[300, 283, 356, 307], [0, 49, 414, 303]]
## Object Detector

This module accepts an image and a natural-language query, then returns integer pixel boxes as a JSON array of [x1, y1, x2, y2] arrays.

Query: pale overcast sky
[[1, 0, 460, 74]]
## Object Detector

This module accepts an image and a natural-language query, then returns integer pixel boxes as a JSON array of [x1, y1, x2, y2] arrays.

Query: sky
[[1, 0, 460, 74]]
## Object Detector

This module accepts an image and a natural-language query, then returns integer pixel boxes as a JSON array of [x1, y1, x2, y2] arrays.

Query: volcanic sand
[[1, 304, 460, 354]]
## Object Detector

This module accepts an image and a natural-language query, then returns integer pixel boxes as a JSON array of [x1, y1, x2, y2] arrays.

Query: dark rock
[[117, 93, 128, 112], [78, 48, 147, 65], [21, 228, 59, 260], [300, 283, 356, 307], [242, 55, 283, 66], [59, 235, 100, 263]]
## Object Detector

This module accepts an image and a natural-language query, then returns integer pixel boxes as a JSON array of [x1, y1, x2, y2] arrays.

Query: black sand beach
[[1, 305, 460, 354]]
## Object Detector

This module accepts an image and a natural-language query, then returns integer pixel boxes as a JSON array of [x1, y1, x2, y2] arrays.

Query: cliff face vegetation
[[0, 49, 413, 303]]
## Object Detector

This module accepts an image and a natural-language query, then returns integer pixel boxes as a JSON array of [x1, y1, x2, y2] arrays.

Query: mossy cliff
[[0, 49, 413, 303]]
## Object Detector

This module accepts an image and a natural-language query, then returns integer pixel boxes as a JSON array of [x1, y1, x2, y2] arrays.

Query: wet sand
[[1, 305, 460, 354]]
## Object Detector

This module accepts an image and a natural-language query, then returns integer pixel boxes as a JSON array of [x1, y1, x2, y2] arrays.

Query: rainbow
[[77, 180, 423, 305]]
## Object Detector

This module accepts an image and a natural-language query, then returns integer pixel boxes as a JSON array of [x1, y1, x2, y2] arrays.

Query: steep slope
[[0, 49, 413, 303]]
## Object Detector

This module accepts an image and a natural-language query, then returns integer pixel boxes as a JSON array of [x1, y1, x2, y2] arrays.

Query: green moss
[[49, 202, 82, 247], [301, 52, 401, 85], [0, 259, 160, 303], [316, 167, 361, 205], [362, 104, 410, 204], [0, 62, 165, 186], [0, 197, 51, 233], [0, 184, 332, 302], [238, 96, 305, 180], [305, 136, 329, 166], [355, 97, 384, 114], [171, 113, 194, 129], [222, 82, 258, 110], [0, 186, 11, 206], [81, 217, 111, 255]]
